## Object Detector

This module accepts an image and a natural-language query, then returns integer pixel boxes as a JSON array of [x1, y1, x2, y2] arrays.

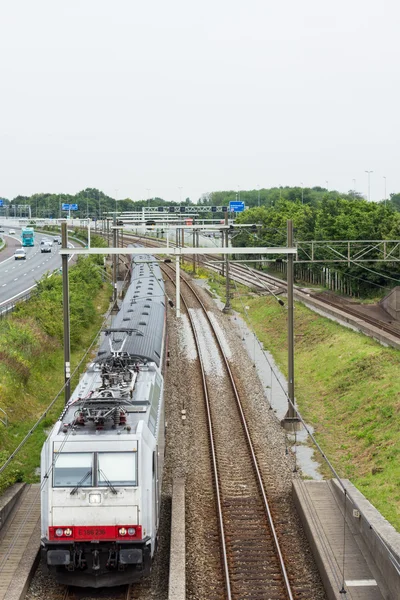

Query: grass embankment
[[0, 235, 110, 493], [207, 273, 400, 531]]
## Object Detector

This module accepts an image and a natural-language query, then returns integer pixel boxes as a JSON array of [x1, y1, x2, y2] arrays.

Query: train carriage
[[40, 253, 167, 587]]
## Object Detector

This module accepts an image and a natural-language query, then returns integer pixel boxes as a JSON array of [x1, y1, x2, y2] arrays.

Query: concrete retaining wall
[[0, 483, 25, 531], [380, 287, 400, 322], [331, 479, 400, 600]]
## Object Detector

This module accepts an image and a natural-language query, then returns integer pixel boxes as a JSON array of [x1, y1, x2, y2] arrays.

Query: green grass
[[0, 237, 111, 493], [210, 276, 400, 530], [0, 285, 111, 491]]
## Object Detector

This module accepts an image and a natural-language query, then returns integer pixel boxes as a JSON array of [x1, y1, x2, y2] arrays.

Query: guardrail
[[0, 289, 36, 320]]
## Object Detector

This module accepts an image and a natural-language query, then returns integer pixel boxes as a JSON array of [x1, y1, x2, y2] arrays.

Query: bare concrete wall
[[332, 479, 400, 600], [380, 286, 400, 321]]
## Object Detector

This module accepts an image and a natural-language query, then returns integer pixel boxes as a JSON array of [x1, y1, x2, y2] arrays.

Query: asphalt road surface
[[0, 230, 63, 310]]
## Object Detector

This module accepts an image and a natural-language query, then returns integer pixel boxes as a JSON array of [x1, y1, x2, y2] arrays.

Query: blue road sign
[[62, 203, 70, 211], [211, 206, 217, 212], [0, 200, 3, 207], [229, 201, 245, 212], [70, 204, 78, 211]]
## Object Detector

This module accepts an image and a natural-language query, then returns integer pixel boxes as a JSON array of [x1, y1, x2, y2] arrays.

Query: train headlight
[[127, 527, 136, 536], [119, 527, 127, 536], [89, 493, 102, 504], [55, 528, 64, 537], [64, 528, 72, 537]]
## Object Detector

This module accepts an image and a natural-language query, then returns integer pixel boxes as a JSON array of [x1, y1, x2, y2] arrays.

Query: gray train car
[[40, 254, 167, 587]]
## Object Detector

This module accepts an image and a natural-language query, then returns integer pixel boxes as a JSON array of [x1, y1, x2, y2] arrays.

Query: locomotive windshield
[[52, 451, 137, 487], [53, 453, 93, 487], [98, 452, 137, 486]]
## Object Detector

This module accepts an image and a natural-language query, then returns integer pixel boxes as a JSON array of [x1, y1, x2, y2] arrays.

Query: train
[[40, 251, 167, 587]]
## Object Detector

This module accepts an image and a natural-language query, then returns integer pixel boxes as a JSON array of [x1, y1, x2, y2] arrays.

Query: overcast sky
[[0, 0, 398, 203]]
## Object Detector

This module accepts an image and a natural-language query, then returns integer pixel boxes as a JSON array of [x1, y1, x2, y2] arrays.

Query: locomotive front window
[[53, 453, 93, 488], [97, 452, 137, 486]]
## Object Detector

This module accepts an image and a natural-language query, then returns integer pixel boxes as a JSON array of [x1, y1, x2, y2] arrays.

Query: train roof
[[52, 360, 164, 440], [97, 254, 165, 367], [47, 251, 166, 443]]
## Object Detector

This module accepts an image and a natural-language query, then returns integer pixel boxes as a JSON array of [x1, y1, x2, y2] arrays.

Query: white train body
[[40, 254, 166, 587]]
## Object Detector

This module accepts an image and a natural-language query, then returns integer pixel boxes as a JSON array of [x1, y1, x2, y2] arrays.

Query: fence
[[272, 261, 359, 297]]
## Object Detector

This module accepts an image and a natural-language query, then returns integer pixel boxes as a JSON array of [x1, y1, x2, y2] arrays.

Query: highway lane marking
[[0, 243, 76, 308], [14, 278, 18, 281], [2, 284, 6, 287]]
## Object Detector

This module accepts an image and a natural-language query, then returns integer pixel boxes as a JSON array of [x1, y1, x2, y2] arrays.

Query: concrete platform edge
[[168, 476, 185, 600], [293, 480, 344, 600], [0, 483, 26, 532], [4, 519, 41, 600]]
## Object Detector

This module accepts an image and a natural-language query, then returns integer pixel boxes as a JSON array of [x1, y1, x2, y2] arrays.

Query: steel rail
[[162, 263, 294, 600], [114, 230, 400, 341], [161, 265, 232, 599]]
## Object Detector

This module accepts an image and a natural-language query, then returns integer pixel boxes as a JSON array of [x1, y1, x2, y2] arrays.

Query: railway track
[[57, 578, 150, 599], [162, 263, 294, 600], [116, 230, 400, 341], [229, 265, 400, 339]]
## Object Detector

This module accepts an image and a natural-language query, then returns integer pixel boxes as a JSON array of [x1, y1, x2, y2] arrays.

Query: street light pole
[[383, 176, 387, 207], [115, 189, 119, 218], [365, 171, 373, 202]]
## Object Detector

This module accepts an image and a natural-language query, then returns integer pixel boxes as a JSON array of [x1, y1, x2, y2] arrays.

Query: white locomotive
[[40, 253, 167, 587]]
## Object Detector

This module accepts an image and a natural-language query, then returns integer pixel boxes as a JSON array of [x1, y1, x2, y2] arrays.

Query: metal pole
[[61, 223, 71, 405], [223, 224, 231, 313], [175, 255, 181, 318], [192, 226, 196, 275], [113, 217, 117, 307], [284, 219, 297, 421], [87, 220, 90, 249], [221, 214, 227, 277], [365, 170, 373, 201], [383, 176, 387, 207]]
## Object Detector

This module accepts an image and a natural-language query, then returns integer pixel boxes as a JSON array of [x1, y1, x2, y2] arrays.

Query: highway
[[0, 229, 63, 310]]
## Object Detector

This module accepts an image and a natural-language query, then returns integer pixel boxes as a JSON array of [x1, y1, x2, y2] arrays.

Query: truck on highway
[[21, 227, 35, 247]]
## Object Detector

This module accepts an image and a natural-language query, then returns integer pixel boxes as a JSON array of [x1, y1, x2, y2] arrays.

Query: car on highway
[[53, 236, 61, 244], [14, 249, 26, 260], [9, 229, 16, 235], [0, 227, 4, 233], [40, 241, 52, 253]]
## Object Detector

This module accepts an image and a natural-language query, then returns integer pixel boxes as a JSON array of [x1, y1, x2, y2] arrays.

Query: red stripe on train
[[48, 525, 142, 541]]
